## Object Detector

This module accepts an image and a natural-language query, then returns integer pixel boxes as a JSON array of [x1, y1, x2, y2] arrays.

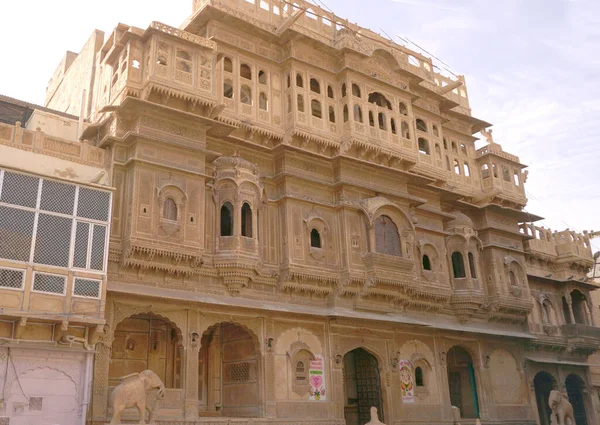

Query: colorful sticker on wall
[[399, 360, 414, 403], [309, 354, 326, 401]]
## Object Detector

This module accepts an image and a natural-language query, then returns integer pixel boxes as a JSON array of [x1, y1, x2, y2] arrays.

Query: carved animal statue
[[365, 406, 386, 425], [548, 390, 575, 425], [110, 369, 165, 424]]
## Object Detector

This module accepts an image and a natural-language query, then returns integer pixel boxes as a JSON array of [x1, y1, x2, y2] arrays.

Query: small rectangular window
[[73, 278, 101, 299], [0, 171, 40, 208], [0, 268, 25, 290], [32, 273, 66, 295]]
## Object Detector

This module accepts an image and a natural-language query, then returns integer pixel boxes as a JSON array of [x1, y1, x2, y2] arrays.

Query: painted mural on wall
[[309, 354, 326, 400], [399, 360, 414, 403]]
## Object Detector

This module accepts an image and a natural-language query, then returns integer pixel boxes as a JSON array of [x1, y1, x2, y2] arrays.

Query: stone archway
[[198, 322, 260, 418], [566, 374, 589, 425], [533, 371, 558, 425], [109, 313, 184, 389], [446, 346, 480, 419], [343, 347, 384, 425]]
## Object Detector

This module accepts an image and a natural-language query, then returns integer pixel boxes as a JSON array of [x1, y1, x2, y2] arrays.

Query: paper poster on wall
[[399, 359, 414, 403], [309, 354, 326, 401]]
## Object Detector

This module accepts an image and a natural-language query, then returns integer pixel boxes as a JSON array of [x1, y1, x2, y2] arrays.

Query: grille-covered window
[[32, 273, 66, 295], [73, 278, 101, 299], [0, 169, 111, 273], [0, 268, 25, 290]]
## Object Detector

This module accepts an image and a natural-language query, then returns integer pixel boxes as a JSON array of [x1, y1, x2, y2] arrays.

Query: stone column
[[566, 296, 576, 324], [264, 319, 277, 418], [185, 311, 200, 419]]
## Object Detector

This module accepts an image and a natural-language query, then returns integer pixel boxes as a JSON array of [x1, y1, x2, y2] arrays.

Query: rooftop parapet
[[187, 0, 469, 110], [0, 122, 106, 168], [519, 223, 594, 264]]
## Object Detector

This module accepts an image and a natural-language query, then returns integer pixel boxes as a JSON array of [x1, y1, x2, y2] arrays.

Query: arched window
[[241, 202, 252, 237], [327, 85, 334, 99], [240, 63, 252, 80], [415, 367, 424, 387], [297, 94, 305, 112], [240, 85, 252, 104], [451, 251, 466, 278], [502, 167, 511, 182], [353, 105, 363, 123], [329, 106, 335, 123], [422, 255, 432, 271], [481, 164, 490, 178], [375, 215, 401, 257], [446, 156, 451, 170], [258, 70, 267, 84], [368, 92, 392, 109], [163, 198, 177, 221], [492, 164, 498, 178], [443, 138, 448, 150], [391, 118, 396, 134], [432, 125, 439, 137], [418, 138, 430, 155], [223, 79, 233, 99], [223, 57, 233, 73], [464, 162, 471, 177], [220, 202, 234, 236], [460, 143, 467, 155], [341, 83, 347, 97], [286, 73, 291, 88], [513, 172, 520, 186], [310, 229, 321, 248], [399, 102, 408, 116], [378, 112, 386, 130], [296, 361, 306, 382], [259, 92, 268, 110], [509, 270, 518, 286], [296, 73, 304, 87], [401, 121, 410, 139], [416, 119, 427, 132], [368, 111, 375, 127], [311, 99, 322, 118], [468, 252, 477, 278], [352, 83, 361, 97], [343, 105, 349, 122], [435, 144, 442, 158], [454, 159, 461, 175], [310, 78, 320, 93], [451, 141, 457, 152]]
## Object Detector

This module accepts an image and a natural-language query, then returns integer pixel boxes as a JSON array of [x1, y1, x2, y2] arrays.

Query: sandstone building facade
[[1, 1, 599, 424]]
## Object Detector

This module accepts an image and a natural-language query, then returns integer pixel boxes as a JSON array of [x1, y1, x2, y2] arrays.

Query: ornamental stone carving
[[110, 370, 166, 425], [548, 390, 575, 425]]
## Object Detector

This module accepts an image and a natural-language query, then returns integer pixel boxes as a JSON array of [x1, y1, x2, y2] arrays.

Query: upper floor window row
[[0, 169, 111, 273], [223, 57, 268, 85]]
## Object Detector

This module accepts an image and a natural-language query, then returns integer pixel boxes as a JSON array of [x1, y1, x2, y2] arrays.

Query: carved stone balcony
[[561, 324, 600, 354]]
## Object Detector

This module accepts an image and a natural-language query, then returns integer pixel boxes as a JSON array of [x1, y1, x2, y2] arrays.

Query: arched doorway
[[533, 371, 558, 425], [109, 313, 183, 389], [447, 346, 479, 419], [571, 290, 589, 325], [566, 374, 588, 425], [199, 323, 259, 418], [343, 348, 384, 425]]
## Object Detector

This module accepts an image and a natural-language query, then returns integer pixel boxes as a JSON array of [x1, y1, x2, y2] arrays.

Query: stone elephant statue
[[549, 390, 575, 425], [110, 369, 165, 424]]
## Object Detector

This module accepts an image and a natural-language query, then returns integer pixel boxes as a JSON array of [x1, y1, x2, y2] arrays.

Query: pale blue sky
[[1, 0, 598, 251]]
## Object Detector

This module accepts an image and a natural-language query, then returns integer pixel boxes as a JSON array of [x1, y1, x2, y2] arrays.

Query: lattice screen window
[[72, 222, 107, 271], [0, 169, 111, 273], [230, 362, 250, 382], [32, 273, 66, 295], [29, 397, 43, 411], [73, 278, 101, 299], [0, 171, 39, 208], [33, 214, 72, 267], [40, 180, 75, 215], [0, 268, 25, 290], [0, 206, 35, 261], [77, 188, 111, 221]]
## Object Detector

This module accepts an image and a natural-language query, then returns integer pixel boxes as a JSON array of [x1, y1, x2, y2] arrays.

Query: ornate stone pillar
[[185, 311, 200, 419], [264, 319, 276, 418]]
